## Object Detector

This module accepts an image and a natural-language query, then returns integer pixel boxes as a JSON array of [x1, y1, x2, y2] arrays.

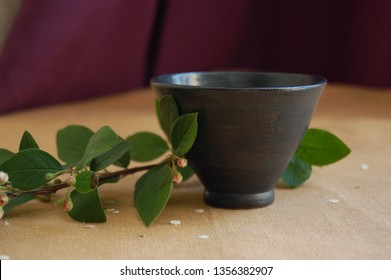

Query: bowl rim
[[150, 71, 327, 91]]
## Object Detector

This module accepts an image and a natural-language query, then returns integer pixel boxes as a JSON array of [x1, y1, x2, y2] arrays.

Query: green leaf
[[75, 170, 98, 193], [156, 95, 180, 139], [57, 125, 94, 165], [0, 149, 14, 165], [90, 141, 130, 171], [19, 131, 39, 151], [135, 165, 173, 226], [171, 113, 198, 156], [155, 98, 163, 132], [67, 189, 106, 223], [296, 128, 351, 166], [3, 194, 36, 213], [114, 150, 131, 168], [78, 126, 122, 168], [98, 175, 121, 186], [281, 155, 312, 188], [134, 166, 162, 203], [179, 164, 194, 182], [0, 149, 64, 190], [127, 132, 169, 162]]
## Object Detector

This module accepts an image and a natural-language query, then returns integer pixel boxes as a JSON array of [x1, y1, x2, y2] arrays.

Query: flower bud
[[62, 198, 73, 212], [0, 171, 9, 184], [0, 207, 4, 220], [45, 173, 56, 182], [0, 193, 9, 207], [172, 171, 183, 184], [66, 176, 76, 186], [176, 158, 188, 168]]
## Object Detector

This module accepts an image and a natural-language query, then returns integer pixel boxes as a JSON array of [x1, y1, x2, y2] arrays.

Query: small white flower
[[0, 171, 9, 184]]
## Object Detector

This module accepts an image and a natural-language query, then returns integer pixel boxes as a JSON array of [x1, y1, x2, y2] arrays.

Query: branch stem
[[20, 162, 163, 197]]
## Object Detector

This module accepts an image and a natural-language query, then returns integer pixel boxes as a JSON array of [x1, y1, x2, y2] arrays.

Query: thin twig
[[19, 162, 165, 196]]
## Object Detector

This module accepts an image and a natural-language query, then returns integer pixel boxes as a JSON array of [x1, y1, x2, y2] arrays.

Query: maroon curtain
[[1, 0, 390, 114], [0, 0, 159, 113]]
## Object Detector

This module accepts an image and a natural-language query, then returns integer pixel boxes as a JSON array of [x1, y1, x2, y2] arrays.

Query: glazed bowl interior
[[151, 71, 327, 90]]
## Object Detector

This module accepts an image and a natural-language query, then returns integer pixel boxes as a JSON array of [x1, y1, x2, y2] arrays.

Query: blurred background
[[0, 0, 390, 114]]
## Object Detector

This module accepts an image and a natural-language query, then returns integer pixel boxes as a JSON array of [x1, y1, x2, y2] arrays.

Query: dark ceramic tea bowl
[[151, 72, 326, 209]]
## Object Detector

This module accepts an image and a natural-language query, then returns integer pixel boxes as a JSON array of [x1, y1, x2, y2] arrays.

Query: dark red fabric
[[0, 0, 158, 113], [154, 0, 391, 86], [0, 0, 390, 114]]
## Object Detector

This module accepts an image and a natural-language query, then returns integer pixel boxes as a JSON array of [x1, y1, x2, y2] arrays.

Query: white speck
[[105, 200, 116, 205], [84, 224, 95, 229], [328, 198, 340, 203], [194, 208, 204, 213], [105, 208, 116, 212], [170, 220, 181, 225], [0, 255, 10, 260], [4, 220, 9, 226], [198, 235, 209, 239], [112, 210, 120, 214], [360, 163, 369, 170]]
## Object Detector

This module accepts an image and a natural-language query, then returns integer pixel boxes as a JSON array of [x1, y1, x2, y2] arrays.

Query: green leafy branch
[[0, 96, 197, 226], [0, 95, 350, 226], [282, 128, 351, 187]]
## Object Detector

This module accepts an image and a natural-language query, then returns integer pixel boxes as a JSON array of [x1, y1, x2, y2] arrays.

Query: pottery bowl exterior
[[151, 72, 326, 209]]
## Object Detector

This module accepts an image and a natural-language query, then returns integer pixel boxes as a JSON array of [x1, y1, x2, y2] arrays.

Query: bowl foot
[[203, 189, 274, 209]]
